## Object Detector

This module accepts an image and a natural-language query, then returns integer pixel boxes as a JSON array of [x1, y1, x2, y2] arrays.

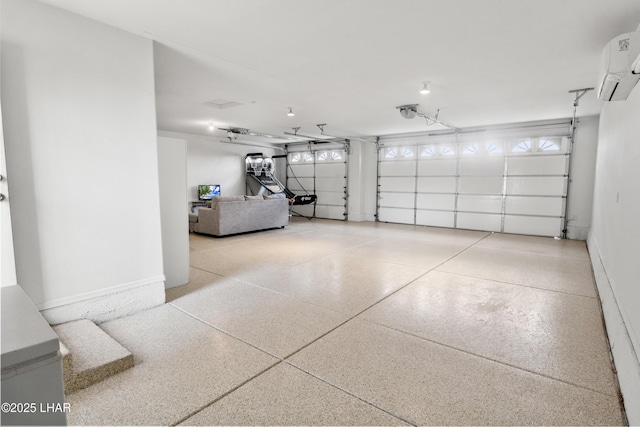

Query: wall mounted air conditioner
[[597, 31, 640, 101]]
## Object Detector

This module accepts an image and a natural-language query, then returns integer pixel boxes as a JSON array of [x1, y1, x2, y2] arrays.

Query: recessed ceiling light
[[208, 122, 215, 131]]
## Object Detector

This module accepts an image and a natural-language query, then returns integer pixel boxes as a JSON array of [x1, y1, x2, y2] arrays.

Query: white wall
[[158, 137, 189, 288], [566, 115, 599, 240], [1, 0, 165, 323], [158, 131, 279, 210], [1, 103, 18, 288], [589, 86, 640, 423]]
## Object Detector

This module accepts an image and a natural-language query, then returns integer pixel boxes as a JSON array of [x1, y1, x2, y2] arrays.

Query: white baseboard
[[39, 277, 166, 325], [587, 232, 640, 425], [566, 224, 589, 240]]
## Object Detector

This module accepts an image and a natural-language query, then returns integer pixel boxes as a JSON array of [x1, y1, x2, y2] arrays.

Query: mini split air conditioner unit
[[597, 31, 640, 101]]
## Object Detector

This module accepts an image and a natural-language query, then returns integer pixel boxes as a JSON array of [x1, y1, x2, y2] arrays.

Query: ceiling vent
[[204, 99, 243, 109]]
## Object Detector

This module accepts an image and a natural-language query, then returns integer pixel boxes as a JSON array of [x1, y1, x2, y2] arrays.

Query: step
[[52, 319, 134, 394]]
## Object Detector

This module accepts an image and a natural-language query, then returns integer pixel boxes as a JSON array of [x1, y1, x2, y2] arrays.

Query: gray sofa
[[189, 194, 289, 236]]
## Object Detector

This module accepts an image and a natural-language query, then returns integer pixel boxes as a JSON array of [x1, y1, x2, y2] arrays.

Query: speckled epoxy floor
[[66, 218, 625, 426]]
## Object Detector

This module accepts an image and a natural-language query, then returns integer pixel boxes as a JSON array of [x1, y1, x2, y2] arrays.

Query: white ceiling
[[39, 0, 640, 143]]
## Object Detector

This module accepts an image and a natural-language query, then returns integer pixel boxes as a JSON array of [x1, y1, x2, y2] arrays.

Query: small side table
[[190, 200, 207, 213]]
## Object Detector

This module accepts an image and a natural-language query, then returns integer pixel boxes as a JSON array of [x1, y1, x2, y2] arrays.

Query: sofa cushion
[[188, 213, 198, 223], [213, 196, 245, 202], [244, 195, 263, 201]]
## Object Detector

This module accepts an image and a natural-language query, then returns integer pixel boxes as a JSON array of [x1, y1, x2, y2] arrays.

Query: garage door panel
[[379, 177, 416, 192], [315, 205, 346, 220], [457, 212, 502, 232], [416, 194, 455, 210], [505, 196, 564, 216], [291, 204, 314, 218], [316, 163, 345, 178], [458, 177, 503, 195], [315, 191, 344, 205], [506, 176, 567, 196], [457, 195, 502, 213], [417, 177, 456, 193], [287, 150, 347, 220], [315, 177, 346, 192], [508, 155, 567, 176], [416, 210, 455, 228], [377, 130, 570, 236], [417, 159, 457, 176], [459, 157, 504, 176], [287, 177, 314, 192], [503, 215, 563, 237], [289, 164, 314, 176], [379, 161, 415, 176], [379, 192, 415, 209], [378, 207, 414, 224]]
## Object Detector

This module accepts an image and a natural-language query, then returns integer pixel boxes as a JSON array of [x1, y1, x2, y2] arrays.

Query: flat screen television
[[198, 184, 220, 200]]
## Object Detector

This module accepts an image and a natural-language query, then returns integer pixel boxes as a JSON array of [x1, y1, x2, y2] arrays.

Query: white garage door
[[286, 147, 348, 220], [377, 122, 571, 237]]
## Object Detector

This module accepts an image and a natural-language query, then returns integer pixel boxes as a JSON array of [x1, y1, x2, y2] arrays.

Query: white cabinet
[[1, 286, 67, 426]]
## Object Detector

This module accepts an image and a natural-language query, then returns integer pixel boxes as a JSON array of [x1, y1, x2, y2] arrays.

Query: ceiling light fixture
[[287, 107, 295, 117], [208, 122, 215, 131], [420, 82, 430, 95]]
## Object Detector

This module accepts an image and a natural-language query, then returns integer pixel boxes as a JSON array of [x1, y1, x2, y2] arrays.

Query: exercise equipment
[[245, 153, 317, 205]]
